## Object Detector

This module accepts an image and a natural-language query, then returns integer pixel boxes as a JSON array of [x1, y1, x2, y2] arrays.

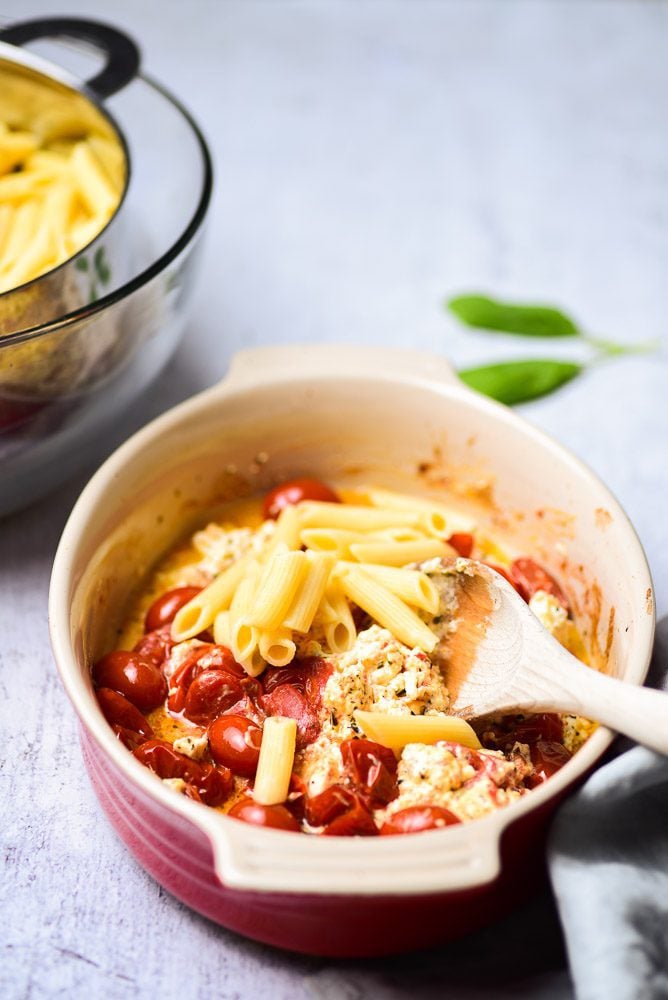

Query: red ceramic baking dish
[[49, 345, 655, 957]]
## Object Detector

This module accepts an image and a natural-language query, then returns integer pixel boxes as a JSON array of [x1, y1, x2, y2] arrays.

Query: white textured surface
[[1, 1, 666, 997]]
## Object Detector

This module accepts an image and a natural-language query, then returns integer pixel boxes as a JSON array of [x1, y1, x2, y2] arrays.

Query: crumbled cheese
[[298, 733, 345, 797], [529, 589, 587, 660], [173, 733, 209, 760], [382, 740, 530, 823], [323, 625, 449, 738], [562, 714, 597, 754], [162, 778, 187, 794], [192, 520, 275, 577], [164, 638, 206, 683]]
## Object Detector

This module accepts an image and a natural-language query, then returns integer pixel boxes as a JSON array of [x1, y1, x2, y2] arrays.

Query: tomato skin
[[144, 587, 202, 633], [167, 644, 245, 713], [261, 657, 332, 708], [134, 739, 233, 806], [448, 532, 474, 558], [93, 650, 167, 712], [262, 478, 341, 520], [96, 688, 154, 739], [340, 738, 399, 807], [304, 784, 358, 827], [322, 798, 378, 837], [526, 740, 572, 787], [228, 798, 300, 831], [112, 725, 152, 751], [133, 625, 175, 668], [182, 670, 244, 726], [208, 715, 263, 777], [380, 805, 461, 835], [261, 683, 320, 748], [510, 557, 570, 611]]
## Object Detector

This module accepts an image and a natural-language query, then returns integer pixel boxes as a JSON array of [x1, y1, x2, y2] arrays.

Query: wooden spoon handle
[[538, 655, 668, 755]]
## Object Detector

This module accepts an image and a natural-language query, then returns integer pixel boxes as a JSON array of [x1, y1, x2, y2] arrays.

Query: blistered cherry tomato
[[304, 784, 358, 827], [526, 740, 572, 787], [144, 587, 202, 633], [509, 713, 564, 746], [448, 532, 474, 558], [262, 478, 341, 520], [322, 798, 378, 837], [262, 657, 332, 708], [168, 644, 246, 713], [112, 725, 152, 751], [134, 739, 233, 806], [183, 670, 244, 725], [133, 625, 175, 668], [380, 805, 460, 835], [208, 715, 263, 776], [340, 738, 398, 807], [510, 557, 570, 611], [93, 650, 167, 712], [96, 688, 154, 739], [261, 683, 320, 748], [228, 798, 300, 831]]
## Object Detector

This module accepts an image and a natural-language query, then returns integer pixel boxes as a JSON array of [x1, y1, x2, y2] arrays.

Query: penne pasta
[[171, 555, 251, 641], [265, 504, 302, 555], [259, 628, 297, 667], [212, 609, 231, 647], [353, 710, 481, 753], [300, 528, 368, 558], [316, 581, 357, 653], [338, 565, 438, 652], [362, 486, 478, 535], [253, 717, 297, 806], [349, 537, 453, 568], [283, 551, 335, 632], [247, 546, 309, 631], [336, 562, 439, 614], [298, 501, 421, 532]]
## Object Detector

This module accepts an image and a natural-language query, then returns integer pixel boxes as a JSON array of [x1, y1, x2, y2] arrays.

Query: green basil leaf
[[458, 360, 583, 405], [448, 294, 580, 338]]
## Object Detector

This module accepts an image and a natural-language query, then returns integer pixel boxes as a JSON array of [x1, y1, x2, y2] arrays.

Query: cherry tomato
[[167, 644, 245, 713], [448, 532, 474, 558], [261, 656, 332, 709], [380, 805, 460, 835], [340, 738, 398, 807], [227, 797, 300, 831], [183, 670, 244, 725], [510, 557, 570, 611], [322, 798, 378, 836], [144, 587, 202, 633], [262, 478, 341, 520], [508, 713, 564, 746], [133, 625, 175, 668], [112, 725, 152, 751], [260, 684, 320, 748], [304, 784, 357, 827], [526, 740, 572, 787], [134, 739, 233, 806], [208, 715, 263, 776], [96, 688, 154, 739], [93, 650, 167, 712]]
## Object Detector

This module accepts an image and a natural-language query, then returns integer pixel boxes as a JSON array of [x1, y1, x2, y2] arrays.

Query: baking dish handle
[[222, 344, 461, 391], [197, 808, 503, 895], [0, 17, 140, 99]]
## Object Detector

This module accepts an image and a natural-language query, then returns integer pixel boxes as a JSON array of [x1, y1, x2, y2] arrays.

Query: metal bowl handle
[[0, 17, 140, 99]]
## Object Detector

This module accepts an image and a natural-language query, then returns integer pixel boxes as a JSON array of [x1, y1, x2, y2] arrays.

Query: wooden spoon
[[442, 560, 667, 754]]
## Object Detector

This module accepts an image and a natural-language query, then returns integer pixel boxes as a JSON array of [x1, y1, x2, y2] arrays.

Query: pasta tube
[[247, 547, 308, 631], [354, 710, 481, 753], [171, 555, 250, 641], [259, 628, 297, 667], [253, 717, 297, 805], [336, 562, 439, 614], [298, 502, 421, 531], [283, 551, 335, 632], [338, 565, 438, 652], [349, 537, 452, 567]]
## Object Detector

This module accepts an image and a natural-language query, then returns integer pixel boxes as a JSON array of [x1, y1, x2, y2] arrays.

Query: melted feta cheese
[[164, 638, 206, 683], [192, 520, 275, 577], [162, 778, 187, 794], [323, 625, 449, 736], [173, 733, 208, 760]]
